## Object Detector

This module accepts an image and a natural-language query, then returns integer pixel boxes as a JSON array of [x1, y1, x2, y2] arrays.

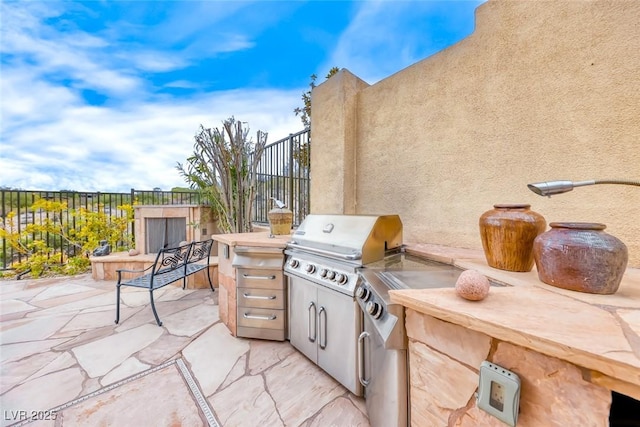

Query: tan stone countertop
[[391, 242, 640, 399], [211, 231, 291, 249]]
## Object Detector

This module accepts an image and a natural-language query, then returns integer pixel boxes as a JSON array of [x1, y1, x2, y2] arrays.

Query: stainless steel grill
[[284, 214, 402, 396], [357, 252, 505, 427]]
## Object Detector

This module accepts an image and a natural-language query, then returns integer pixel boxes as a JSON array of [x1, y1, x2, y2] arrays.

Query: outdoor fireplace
[[134, 205, 218, 254]]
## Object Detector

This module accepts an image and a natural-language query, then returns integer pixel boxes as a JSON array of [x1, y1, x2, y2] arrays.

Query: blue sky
[[1, 0, 484, 192]]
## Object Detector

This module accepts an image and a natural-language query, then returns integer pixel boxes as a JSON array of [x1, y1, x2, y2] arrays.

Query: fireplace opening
[[146, 218, 186, 253]]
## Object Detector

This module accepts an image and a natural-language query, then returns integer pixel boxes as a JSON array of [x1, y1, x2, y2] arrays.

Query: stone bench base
[[90, 252, 218, 290]]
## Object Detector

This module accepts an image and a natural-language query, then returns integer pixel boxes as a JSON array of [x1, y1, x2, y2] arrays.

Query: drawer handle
[[242, 274, 276, 280], [243, 313, 277, 321], [242, 292, 277, 300]]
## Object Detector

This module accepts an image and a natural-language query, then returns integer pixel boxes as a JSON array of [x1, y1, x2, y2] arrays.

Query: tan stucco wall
[[311, 0, 640, 267], [310, 71, 370, 214]]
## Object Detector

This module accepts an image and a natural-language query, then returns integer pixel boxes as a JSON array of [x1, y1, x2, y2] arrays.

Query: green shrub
[[0, 200, 133, 278]]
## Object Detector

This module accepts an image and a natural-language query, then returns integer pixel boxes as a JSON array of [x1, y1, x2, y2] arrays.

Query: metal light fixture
[[527, 179, 640, 197]]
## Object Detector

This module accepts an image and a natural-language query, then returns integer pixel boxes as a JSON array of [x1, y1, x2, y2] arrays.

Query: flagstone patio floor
[[0, 274, 369, 426]]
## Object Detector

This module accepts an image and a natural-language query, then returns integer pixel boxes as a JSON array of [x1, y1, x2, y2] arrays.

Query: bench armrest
[[116, 264, 154, 283], [116, 264, 154, 274]]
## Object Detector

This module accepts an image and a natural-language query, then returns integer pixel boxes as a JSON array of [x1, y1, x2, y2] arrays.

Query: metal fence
[[252, 128, 310, 226], [0, 130, 311, 270], [0, 189, 202, 270]]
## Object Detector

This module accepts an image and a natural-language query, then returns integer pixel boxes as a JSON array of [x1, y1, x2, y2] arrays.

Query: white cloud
[[323, 0, 483, 84], [1, 85, 303, 192], [1, 0, 484, 193], [0, 1, 305, 192]]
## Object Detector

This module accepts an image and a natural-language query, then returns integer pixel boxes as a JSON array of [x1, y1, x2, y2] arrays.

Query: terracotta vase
[[479, 204, 547, 272], [533, 222, 628, 294]]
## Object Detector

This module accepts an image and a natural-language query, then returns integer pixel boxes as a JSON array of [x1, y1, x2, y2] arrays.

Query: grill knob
[[319, 268, 328, 278], [289, 259, 299, 269], [305, 264, 316, 274], [366, 301, 383, 319], [335, 273, 348, 285], [355, 285, 371, 301], [326, 270, 336, 280]]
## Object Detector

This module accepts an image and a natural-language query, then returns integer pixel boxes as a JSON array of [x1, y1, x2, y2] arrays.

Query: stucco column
[[310, 69, 369, 214]]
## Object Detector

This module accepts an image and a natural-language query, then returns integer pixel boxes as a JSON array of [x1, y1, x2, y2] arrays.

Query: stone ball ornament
[[455, 269, 491, 301]]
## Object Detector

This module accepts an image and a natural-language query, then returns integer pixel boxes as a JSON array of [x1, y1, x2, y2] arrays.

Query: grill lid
[[288, 214, 402, 264]]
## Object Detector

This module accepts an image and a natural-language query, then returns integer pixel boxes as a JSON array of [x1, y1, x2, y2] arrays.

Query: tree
[[294, 67, 340, 128], [177, 117, 268, 234]]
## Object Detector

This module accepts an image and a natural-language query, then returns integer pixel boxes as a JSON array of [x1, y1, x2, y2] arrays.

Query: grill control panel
[[356, 283, 384, 319], [284, 255, 358, 296]]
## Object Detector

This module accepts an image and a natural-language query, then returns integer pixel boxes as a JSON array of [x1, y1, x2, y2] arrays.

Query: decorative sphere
[[128, 249, 140, 256], [455, 270, 491, 301]]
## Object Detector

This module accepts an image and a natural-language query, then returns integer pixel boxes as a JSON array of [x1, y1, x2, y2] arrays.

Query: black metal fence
[[1, 130, 311, 271], [252, 128, 310, 227], [0, 189, 202, 270]]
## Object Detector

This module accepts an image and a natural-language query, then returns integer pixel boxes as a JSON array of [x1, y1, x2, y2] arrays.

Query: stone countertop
[[211, 231, 291, 249], [390, 242, 640, 399]]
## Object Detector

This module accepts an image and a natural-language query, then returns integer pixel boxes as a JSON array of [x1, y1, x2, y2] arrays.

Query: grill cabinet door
[[288, 275, 318, 363], [316, 286, 362, 396]]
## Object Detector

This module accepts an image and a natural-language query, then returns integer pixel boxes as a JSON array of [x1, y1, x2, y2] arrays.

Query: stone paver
[[0, 274, 369, 426], [100, 357, 151, 386], [1, 352, 60, 391], [72, 323, 163, 377], [1, 367, 85, 426], [0, 299, 38, 315], [1, 315, 75, 344], [211, 375, 283, 427], [61, 364, 205, 427], [183, 323, 250, 396], [1, 339, 70, 364], [164, 303, 219, 337], [266, 351, 346, 426]]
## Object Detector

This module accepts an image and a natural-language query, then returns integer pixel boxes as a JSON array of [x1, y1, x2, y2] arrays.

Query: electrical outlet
[[477, 361, 521, 426]]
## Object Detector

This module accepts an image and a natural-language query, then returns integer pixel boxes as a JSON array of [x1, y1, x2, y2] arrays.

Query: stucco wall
[[311, 0, 640, 267]]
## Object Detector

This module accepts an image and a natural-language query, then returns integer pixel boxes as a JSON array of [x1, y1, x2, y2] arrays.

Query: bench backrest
[[187, 239, 213, 264], [152, 242, 192, 276]]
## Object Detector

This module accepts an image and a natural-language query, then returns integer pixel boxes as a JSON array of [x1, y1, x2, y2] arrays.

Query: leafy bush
[[0, 200, 134, 278]]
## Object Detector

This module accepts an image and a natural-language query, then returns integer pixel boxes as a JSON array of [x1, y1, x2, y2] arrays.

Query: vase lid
[[549, 222, 606, 230], [493, 204, 531, 209]]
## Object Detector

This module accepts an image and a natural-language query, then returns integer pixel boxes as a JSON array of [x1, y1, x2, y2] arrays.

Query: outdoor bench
[[115, 239, 215, 326]]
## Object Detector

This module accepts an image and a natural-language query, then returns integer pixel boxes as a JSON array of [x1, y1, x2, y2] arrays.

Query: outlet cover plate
[[477, 361, 520, 426]]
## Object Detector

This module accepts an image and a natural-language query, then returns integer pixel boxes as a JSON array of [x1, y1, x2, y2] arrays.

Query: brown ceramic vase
[[533, 222, 628, 294], [479, 204, 547, 272]]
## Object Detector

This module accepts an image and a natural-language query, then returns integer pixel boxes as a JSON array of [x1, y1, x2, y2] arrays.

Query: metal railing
[[0, 188, 202, 270], [252, 129, 310, 227], [1, 130, 311, 270]]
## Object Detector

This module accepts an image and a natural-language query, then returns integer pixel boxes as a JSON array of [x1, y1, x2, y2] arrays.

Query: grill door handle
[[242, 274, 276, 280], [243, 313, 277, 321], [308, 302, 317, 342], [319, 306, 327, 349], [242, 292, 277, 300], [358, 331, 370, 386]]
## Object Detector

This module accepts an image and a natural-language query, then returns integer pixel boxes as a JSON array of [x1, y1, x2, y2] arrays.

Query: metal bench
[[115, 239, 215, 326]]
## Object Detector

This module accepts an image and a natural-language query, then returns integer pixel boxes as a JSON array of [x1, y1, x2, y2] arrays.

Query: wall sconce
[[527, 179, 640, 197]]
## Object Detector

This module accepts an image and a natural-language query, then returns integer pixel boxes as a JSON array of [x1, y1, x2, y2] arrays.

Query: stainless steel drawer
[[237, 288, 285, 309], [236, 326, 285, 341], [237, 268, 284, 289], [237, 308, 285, 330]]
